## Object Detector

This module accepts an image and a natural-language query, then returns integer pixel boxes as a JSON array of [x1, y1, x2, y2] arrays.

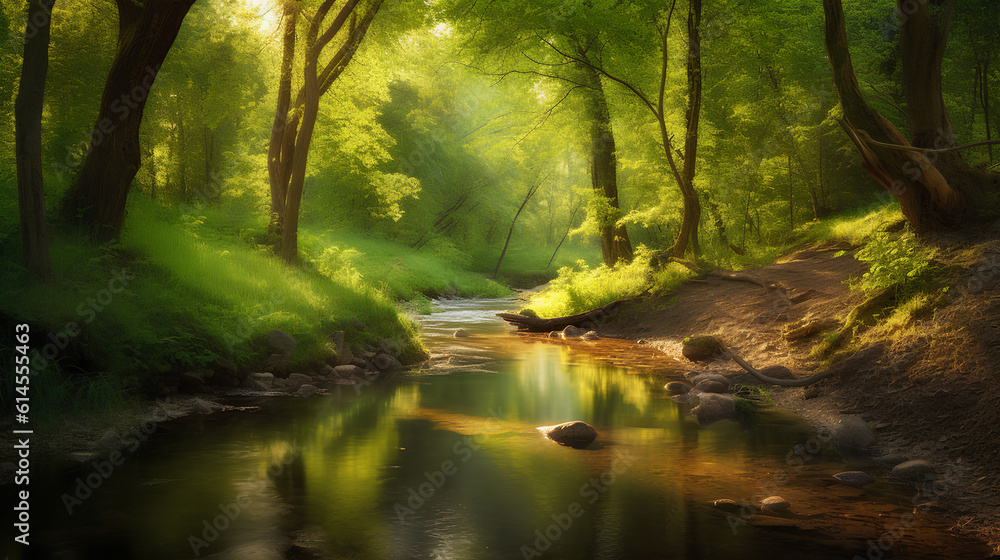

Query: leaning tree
[[58, 0, 196, 241]]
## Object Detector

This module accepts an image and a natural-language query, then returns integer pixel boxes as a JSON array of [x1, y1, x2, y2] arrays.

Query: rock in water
[[581, 331, 600, 341], [759, 496, 790, 512], [333, 365, 365, 378], [561, 325, 587, 338], [892, 460, 937, 482], [536, 421, 598, 449], [711, 499, 743, 514], [296, 384, 318, 398], [374, 353, 403, 370], [454, 329, 469, 338], [690, 393, 736, 426], [665, 382, 691, 395], [682, 336, 725, 362], [833, 471, 875, 487], [831, 415, 875, 456]]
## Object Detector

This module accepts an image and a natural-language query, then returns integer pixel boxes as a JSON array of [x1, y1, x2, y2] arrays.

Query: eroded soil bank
[[590, 230, 1000, 553]]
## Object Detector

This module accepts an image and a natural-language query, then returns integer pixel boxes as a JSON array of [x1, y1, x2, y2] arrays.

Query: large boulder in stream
[[537, 421, 598, 449]]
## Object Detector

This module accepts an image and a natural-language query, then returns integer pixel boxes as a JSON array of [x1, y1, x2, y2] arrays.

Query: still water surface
[[21, 299, 993, 559]]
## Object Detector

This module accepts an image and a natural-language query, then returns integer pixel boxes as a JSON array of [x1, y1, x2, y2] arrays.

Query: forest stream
[[18, 299, 995, 560]]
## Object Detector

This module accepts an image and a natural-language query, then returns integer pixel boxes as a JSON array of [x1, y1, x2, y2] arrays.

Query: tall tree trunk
[[581, 65, 633, 266], [267, 1, 298, 240], [823, 0, 964, 229], [675, 0, 703, 256], [58, 0, 195, 241], [271, 0, 384, 263], [15, 0, 55, 279]]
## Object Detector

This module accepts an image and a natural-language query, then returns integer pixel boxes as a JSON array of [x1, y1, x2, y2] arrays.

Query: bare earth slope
[[596, 238, 1000, 552]]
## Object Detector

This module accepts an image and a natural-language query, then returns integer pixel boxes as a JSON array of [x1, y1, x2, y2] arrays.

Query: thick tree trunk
[[900, 0, 955, 149], [15, 0, 55, 279], [58, 0, 195, 241], [898, 0, 983, 191], [581, 65, 633, 266], [823, 0, 963, 229]]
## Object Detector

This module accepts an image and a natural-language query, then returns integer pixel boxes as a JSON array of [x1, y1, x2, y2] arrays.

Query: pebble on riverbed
[[833, 471, 876, 487], [759, 496, 790, 513], [454, 328, 470, 338]]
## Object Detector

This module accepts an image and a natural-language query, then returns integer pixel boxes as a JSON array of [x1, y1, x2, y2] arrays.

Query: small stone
[[548, 331, 560, 338], [831, 415, 875, 456], [665, 382, 691, 395], [266, 329, 297, 356], [561, 325, 587, 338], [690, 393, 736, 426], [688, 372, 731, 388], [692, 379, 729, 394], [892, 460, 937, 482], [581, 331, 600, 341], [536, 421, 598, 449], [284, 373, 312, 392], [760, 365, 794, 379], [350, 357, 369, 369], [336, 344, 355, 366], [319, 365, 335, 377], [374, 353, 403, 370], [833, 471, 875, 487], [248, 372, 274, 390], [296, 384, 318, 398], [803, 386, 821, 399], [682, 335, 725, 362], [759, 496, 790, 512], [191, 398, 214, 415], [98, 430, 122, 451], [334, 364, 365, 377], [454, 329, 470, 338], [711, 499, 743, 514]]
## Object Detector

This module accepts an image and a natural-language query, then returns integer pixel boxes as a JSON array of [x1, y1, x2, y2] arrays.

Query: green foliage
[[525, 246, 692, 317], [850, 231, 936, 297]]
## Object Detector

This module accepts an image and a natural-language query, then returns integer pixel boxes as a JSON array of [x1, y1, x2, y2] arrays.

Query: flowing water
[[15, 299, 994, 559]]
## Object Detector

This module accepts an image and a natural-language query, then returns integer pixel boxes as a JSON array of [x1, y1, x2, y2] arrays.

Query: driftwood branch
[[498, 290, 649, 332]]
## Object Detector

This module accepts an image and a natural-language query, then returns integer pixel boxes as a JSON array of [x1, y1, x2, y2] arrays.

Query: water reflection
[[15, 299, 992, 560]]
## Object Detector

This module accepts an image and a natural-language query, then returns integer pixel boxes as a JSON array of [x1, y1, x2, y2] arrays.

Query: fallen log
[[497, 299, 623, 333]]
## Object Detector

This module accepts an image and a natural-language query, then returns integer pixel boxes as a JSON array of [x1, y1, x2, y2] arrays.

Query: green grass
[[0, 193, 517, 421], [303, 229, 512, 304], [524, 246, 693, 317], [524, 198, 910, 319]]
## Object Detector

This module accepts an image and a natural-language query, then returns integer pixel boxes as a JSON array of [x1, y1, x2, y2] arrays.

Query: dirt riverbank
[[590, 232, 1000, 554]]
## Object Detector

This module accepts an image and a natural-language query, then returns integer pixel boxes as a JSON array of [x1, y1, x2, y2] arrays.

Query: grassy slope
[[0, 194, 512, 421]]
